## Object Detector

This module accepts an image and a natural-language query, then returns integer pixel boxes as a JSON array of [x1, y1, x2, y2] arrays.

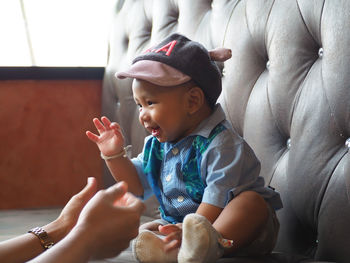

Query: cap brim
[[115, 60, 191, 87]]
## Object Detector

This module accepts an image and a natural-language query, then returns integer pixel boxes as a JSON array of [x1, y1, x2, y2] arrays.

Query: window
[[0, 0, 114, 67]]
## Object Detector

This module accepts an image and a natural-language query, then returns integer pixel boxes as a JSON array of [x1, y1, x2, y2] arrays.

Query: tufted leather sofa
[[101, 0, 350, 262]]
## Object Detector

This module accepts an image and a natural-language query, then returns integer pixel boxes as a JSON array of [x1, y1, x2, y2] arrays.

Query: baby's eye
[[136, 103, 142, 108], [147, 101, 153, 106]]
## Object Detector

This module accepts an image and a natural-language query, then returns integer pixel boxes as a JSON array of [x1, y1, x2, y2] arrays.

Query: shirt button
[[172, 147, 179, 155], [177, 196, 184, 202], [165, 174, 172, 182]]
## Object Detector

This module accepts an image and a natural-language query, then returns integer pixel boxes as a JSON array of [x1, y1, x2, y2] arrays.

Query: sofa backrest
[[102, 1, 350, 262]]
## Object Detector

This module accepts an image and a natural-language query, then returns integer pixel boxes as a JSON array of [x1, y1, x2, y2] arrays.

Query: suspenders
[[143, 123, 226, 223]]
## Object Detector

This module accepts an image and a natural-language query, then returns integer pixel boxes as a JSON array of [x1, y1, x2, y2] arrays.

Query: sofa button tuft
[[222, 67, 226, 76], [318, 48, 324, 58], [345, 138, 350, 148], [287, 138, 291, 150]]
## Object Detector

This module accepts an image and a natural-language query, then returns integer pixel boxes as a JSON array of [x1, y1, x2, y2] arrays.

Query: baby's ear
[[186, 87, 205, 114]]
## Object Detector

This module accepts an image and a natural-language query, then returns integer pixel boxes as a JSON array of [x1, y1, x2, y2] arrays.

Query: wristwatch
[[28, 227, 54, 249]]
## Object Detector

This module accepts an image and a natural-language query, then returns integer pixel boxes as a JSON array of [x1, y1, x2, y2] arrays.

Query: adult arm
[[0, 177, 98, 263], [29, 181, 144, 263]]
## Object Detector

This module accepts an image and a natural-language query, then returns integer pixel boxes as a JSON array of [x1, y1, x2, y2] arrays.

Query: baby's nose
[[139, 108, 150, 122]]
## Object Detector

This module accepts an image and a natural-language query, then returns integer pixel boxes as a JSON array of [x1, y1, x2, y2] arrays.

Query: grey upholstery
[[102, 0, 350, 262]]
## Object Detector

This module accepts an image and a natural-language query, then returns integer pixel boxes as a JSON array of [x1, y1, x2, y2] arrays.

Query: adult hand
[[43, 177, 98, 244], [0, 178, 98, 263], [54, 177, 98, 238], [28, 181, 144, 263], [86, 116, 125, 157], [72, 181, 145, 259]]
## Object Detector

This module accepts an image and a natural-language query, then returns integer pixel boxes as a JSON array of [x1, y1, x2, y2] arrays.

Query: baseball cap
[[116, 33, 231, 106]]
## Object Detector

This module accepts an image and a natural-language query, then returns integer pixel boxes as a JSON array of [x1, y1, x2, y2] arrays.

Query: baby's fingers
[[101, 116, 112, 130], [86, 130, 100, 143], [164, 239, 181, 252], [163, 230, 182, 243], [93, 118, 107, 134], [110, 122, 124, 137], [159, 224, 180, 235]]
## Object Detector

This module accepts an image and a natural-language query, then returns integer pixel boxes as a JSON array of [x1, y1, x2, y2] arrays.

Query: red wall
[[0, 80, 103, 209]]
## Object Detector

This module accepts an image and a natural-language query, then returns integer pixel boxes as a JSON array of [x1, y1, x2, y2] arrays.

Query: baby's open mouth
[[151, 127, 160, 137]]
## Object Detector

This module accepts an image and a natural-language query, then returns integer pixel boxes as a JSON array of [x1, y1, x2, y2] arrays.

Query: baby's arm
[[86, 116, 143, 196]]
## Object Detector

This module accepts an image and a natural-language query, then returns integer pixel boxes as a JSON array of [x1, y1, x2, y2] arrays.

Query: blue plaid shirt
[[132, 104, 282, 223]]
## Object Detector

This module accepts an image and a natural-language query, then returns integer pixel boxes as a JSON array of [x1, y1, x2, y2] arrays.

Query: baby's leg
[[178, 213, 225, 263], [178, 191, 275, 262], [213, 190, 278, 256]]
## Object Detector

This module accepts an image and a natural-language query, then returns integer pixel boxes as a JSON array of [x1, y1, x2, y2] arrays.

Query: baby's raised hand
[[86, 116, 125, 157]]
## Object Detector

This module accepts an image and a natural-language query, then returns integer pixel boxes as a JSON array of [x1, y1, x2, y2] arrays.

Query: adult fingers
[[116, 192, 145, 213], [104, 181, 128, 202], [115, 191, 138, 206], [74, 177, 98, 203], [58, 177, 98, 223], [129, 196, 145, 214]]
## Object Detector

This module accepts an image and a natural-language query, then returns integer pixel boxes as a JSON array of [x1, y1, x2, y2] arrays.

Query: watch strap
[[28, 227, 54, 250]]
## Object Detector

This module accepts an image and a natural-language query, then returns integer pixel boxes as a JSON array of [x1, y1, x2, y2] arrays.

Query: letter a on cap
[[146, 40, 177, 56], [155, 40, 177, 56]]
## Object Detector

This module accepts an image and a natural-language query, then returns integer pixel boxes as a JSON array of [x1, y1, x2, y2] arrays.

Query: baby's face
[[132, 79, 196, 143]]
